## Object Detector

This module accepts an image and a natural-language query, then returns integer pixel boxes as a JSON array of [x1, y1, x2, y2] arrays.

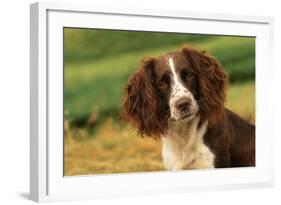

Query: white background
[[0, 0, 280, 204]]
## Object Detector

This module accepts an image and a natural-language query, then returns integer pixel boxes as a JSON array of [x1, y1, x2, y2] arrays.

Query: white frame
[[30, 2, 274, 202]]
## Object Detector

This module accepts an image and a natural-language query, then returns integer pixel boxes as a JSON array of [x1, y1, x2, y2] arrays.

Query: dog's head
[[121, 45, 227, 138]]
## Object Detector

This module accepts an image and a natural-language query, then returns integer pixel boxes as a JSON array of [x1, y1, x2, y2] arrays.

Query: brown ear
[[182, 45, 227, 127], [121, 57, 167, 138]]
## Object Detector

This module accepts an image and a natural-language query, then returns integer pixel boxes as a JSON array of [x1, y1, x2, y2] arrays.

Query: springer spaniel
[[121, 44, 255, 170]]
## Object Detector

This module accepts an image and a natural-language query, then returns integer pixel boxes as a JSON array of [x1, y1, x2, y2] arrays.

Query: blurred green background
[[63, 28, 255, 175]]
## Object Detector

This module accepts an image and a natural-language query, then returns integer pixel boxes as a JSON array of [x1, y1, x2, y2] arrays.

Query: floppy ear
[[182, 45, 227, 127], [121, 57, 167, 138]]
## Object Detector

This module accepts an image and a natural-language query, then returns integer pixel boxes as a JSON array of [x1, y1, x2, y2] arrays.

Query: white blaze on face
[[168, 56, 188, 96], [167, 55, 197, 120]]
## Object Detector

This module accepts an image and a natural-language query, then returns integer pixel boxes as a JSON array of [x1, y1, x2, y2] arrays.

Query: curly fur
[[121, 57, 168, 138], [181, 45, 227, 127]]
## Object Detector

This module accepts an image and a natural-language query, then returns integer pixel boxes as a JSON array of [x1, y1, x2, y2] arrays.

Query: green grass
[[64, 28, 215, 63], [64, 36, 255, 121]]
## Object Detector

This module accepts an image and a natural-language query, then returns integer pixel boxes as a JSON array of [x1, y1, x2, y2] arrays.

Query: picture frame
[[30, 1, 274, 202]]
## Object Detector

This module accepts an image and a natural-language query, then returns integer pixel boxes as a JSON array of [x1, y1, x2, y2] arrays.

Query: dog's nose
[[175, 98, 191, 112]]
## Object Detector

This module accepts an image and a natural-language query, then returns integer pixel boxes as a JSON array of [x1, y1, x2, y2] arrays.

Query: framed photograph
[[30, 2, 274, 202]]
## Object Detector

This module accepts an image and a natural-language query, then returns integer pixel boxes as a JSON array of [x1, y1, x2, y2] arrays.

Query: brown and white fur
[[121, 44, 255, 170]]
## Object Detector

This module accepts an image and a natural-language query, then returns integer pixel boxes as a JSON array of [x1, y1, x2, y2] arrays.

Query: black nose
[[175, 98, 191, 112]]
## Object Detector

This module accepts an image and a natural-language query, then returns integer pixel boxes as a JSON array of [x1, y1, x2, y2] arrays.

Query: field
[[63, 29, 255, 176]]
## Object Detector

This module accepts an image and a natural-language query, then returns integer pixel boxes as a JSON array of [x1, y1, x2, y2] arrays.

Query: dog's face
[[154, 52, 199, 122], [122, 45, 227, 138]]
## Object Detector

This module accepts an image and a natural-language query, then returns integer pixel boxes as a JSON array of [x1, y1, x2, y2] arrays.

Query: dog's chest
[[161, 121, 215, 170]]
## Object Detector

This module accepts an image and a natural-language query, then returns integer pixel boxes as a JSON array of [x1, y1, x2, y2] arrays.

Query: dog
[[121, 44, 255, 170]]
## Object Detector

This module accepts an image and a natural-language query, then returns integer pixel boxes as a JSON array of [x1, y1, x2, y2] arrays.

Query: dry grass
[[64, 119, 164, 175], [226, 81, 255, 123], [64, 82, 255, 176]]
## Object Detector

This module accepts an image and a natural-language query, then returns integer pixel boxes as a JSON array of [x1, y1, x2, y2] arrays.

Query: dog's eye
[[181, 70, 194, 81], [158, 74, 170, 90]]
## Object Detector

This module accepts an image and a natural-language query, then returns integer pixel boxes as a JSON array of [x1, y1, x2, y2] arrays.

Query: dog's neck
[[161, 117, 215, 170], [165, 117, 205, 145]]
